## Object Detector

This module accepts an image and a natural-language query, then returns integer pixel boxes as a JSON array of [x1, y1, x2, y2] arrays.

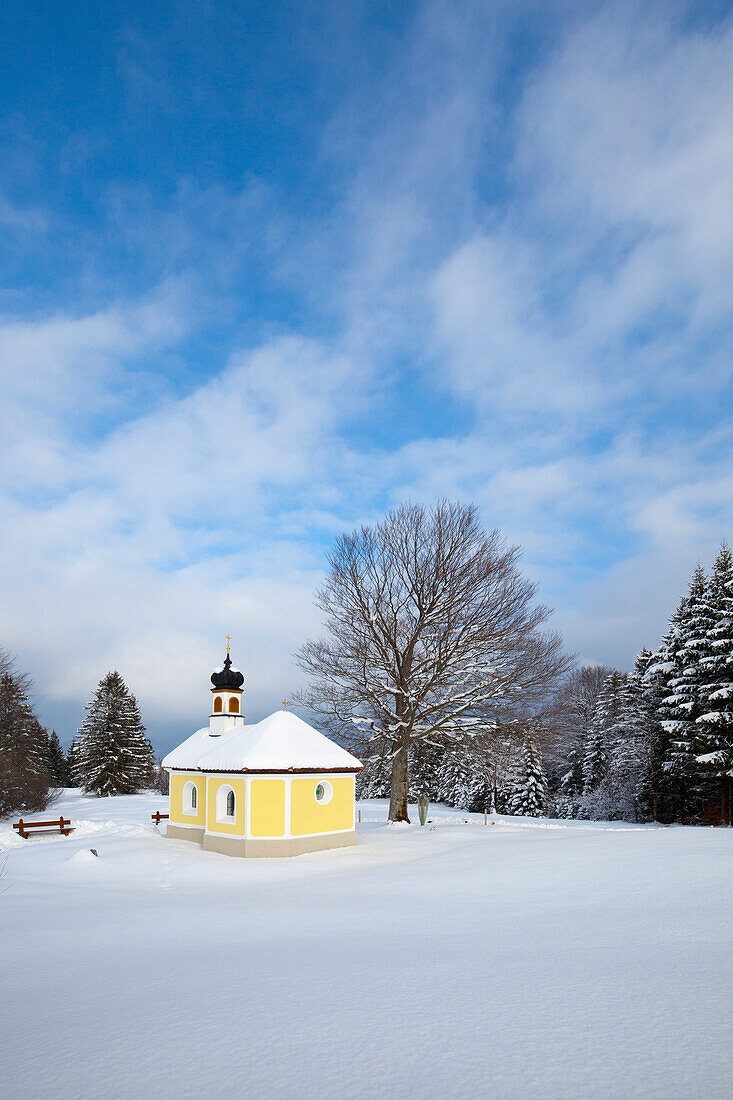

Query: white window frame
[[314, 779, 334, 806], [182, 780, 198, 817], [216, 783, 236, 824]]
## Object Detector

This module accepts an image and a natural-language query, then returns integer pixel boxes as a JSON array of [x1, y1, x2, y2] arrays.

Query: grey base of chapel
[[166, 821, 357, 858]]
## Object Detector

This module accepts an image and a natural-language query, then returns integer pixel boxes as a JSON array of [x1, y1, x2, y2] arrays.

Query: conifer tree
[[604, 665, 650, 821], [580, 670, 639, 819], [696, 543, 733, 821], [663, 565, 716, 816], [628, 649, 667, 821], [355, 760, 391, 799], [549, 665, 609, 804], [45, 730, 69, 787], [66, 738, 79, 787], [647, 597, 690, 819], [510, 730, 548, 817], [582, 670, 627, 795], [436, 753, 492, 812], [73, 671, 154, 796], [0, 652, 52, 815], [409, 738, 444, 802]]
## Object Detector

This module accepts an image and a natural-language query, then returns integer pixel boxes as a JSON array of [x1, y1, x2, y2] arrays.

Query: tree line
[[299, 502, 732, 825], [355, 541, 733, 825], [3, 500, 730, 826], [548, 543, 733, 825], [0, 656, 163, 817]]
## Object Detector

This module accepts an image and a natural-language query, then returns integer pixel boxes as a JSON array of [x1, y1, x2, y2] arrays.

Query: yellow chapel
[[162, 647, 362, 857]]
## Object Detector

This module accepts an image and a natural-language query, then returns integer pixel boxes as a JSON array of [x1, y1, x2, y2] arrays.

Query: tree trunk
[[389, 738, 410, 822]]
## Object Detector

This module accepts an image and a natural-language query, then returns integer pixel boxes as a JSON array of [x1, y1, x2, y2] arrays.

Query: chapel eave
[[166, 765, 362, 774]]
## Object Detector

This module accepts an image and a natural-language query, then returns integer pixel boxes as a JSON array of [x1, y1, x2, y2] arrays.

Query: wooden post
[[358, 809, 361, 823], [484, 808, 487, 825]]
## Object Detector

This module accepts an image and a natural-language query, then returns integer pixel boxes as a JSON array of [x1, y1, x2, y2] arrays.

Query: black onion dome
[[210, 654, 244, 690]]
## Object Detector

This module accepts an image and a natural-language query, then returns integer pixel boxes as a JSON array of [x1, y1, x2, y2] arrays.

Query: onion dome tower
[[209, 637, 245, 735]]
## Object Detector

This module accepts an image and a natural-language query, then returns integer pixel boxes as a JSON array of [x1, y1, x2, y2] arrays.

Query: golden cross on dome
[[225, 633, 231, 655], [282, 698, 288, 711]]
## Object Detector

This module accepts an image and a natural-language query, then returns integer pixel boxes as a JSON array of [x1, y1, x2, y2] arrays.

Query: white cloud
[[2, 2, 732, 748], [0, 315, 369, 747]]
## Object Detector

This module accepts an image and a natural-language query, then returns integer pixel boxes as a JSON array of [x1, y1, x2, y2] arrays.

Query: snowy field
[[2, 791, 733, 1100]]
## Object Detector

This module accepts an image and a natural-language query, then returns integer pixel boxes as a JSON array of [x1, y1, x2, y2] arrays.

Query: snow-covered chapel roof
[[162, 710, 363, 774]]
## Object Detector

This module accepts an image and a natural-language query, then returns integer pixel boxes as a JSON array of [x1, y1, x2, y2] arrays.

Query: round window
[[314, 780, 334, 805]]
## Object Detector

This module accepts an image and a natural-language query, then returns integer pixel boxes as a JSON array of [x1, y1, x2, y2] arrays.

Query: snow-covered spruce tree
[[647, 597, 689, 820], [356, 756, 392, 799], [436, 750, 492, 812], [580, 670, 634, 818], [0, 650, 52, 816], [602, 662, 654, 822], [296, 501, 570, 821], [66, 737, 79, 786], [462, 719, 524, 813], [696, 543, 733, 822], [509, 729, 548, 817], [582, 670, 627, 795], [73, 671, 154, 796], [45, 730, 69, 787], [408, 737, 444, 802], [628, 649, 668, 822], [546, 665, 610, 807], [663, 565, 716, 818]]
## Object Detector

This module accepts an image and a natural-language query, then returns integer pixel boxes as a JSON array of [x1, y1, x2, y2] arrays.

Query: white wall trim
[[284, 776, 292, 838], [287, 827, 356, 840]]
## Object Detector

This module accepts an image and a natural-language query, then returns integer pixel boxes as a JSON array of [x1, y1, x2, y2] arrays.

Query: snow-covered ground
[[2, 791, 732, 1100]]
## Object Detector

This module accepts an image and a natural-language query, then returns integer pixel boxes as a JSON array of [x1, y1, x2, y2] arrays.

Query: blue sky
[[1, 0, 732, 753]]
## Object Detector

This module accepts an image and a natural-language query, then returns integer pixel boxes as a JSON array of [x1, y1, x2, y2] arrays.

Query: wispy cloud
[[1, 1, 731, 748]]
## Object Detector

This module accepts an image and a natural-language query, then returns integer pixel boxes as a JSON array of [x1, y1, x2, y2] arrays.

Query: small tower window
[[229, 696, 239, 713], [227, 790, 235, 817], [213, 697, 223, 713]]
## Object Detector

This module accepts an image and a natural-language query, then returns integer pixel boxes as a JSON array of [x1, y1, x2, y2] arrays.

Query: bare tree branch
[[295, 501, 572, 820]]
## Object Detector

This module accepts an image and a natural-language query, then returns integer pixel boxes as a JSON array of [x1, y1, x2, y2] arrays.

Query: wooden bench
[[151, 811, 169, 826], [13, 816, 75, 839]]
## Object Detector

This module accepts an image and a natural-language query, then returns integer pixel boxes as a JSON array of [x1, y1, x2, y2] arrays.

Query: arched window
[[216, 784, 236, 823], [213, 696, 223, 713], [229, 696, 239, 713], [182, 781, 198, 815]]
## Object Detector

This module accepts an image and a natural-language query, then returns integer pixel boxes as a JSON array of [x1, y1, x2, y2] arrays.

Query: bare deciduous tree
[[296, 501, 571, 821]]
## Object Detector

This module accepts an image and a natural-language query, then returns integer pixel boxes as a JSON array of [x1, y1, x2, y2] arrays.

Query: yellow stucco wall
[[169, 773, 206, 826], [206, 775, 246, 835], [250, 779, 286, 837], [290, 775, 354, 836]]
